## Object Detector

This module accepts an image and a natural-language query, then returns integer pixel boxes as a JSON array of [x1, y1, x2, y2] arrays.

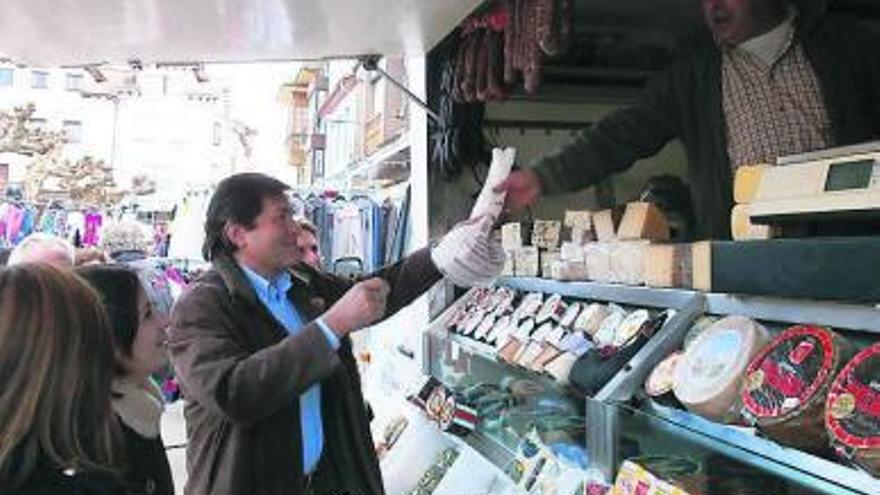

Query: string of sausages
[[453, 0, 573, 103]]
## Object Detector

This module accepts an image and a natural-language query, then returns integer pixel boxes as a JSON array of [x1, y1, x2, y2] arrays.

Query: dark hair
[[203, 173, 290, 261], [76, 265, 142, 362], [0, 264, 121, 488]]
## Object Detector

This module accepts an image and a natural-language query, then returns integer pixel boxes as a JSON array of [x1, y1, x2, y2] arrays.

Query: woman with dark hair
[[77, 265, 174, 495], [0, 264, 123, 494]]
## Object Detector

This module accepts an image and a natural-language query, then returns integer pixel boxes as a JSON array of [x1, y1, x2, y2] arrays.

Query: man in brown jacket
[[167, 173, 448, 495]]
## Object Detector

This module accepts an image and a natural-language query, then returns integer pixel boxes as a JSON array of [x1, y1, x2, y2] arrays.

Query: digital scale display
[[824, 159, 878, 192]]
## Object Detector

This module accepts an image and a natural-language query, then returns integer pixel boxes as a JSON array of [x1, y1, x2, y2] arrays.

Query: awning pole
[[360, 56, 441, 125]]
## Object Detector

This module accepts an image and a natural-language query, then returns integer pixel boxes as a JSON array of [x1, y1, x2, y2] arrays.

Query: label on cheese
[[827, 343, 880, 451], [743, 325, 836, 420], [674, 316, 769, 422], [532, 220, 562, 249]]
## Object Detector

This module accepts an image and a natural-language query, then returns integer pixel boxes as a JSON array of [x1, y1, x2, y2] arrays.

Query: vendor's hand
[[323, 278, 390, 336], [494, 169, 542, 213]]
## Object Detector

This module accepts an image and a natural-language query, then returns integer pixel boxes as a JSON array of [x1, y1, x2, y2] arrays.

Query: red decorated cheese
[[826, 343, 880, 476], [742, 325, 852, 451]]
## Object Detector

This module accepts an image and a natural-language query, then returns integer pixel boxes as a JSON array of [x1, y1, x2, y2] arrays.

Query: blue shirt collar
[[239, 264, 293, 303]]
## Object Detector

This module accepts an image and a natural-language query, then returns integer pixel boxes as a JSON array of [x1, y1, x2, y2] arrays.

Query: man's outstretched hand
[[494, 169, 542, 213]]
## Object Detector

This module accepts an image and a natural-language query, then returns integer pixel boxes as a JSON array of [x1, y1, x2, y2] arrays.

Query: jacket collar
[[212, 255, 312, 307]]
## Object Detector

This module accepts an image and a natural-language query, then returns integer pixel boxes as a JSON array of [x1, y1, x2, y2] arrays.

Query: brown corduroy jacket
[[168, 248, 441, 495]]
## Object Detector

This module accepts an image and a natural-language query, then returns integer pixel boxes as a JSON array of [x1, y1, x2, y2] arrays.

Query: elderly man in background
[[7, 233, 76, 267]]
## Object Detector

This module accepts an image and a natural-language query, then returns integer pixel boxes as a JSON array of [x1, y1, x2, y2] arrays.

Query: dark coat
[[532, 0, 880, 239], [117, 421, 174, 495], [167, 248, 441, 495]]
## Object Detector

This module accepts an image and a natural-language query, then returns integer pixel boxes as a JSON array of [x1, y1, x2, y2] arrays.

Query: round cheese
[[683, 316, 717, 350], [826, 343, 880, 477], [646, 351, 683, 398], [574, 303, 610, 336], [559, 302, 584, 328], [742, 325, 851, 451], [614, 310, 651, 348], [673, 316, 770, 423], [536, 294, 566, 324], [593, 311, 626, 348]]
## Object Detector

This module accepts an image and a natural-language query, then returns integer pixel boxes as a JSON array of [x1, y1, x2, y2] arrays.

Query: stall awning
[[0, 0, 482, 66]]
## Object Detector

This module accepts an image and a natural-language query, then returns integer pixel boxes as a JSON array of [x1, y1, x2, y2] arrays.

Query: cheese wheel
[[646, 351, 683, 398], [614, 309, 651, 348], [645, 244, 692, 289], [617, 202, 671, 242], [673, 316, 770, 423], [594, 311, 626, 348], [826, 343, 880, 476], [611, 241, 649, 286], [683, 316, 718, 350], [742, 325, 852, 451], [731, 204, 777, 241], [559, 302, 584, 328], [574, 303, 610, 336], [733, 164, 771, 204], [593, 209, 623, 241]]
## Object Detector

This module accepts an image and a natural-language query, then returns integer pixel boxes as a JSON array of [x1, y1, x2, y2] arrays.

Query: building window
[[65, 73, 83, 91], [62, 120, 82, 143], [0, 69, 13, 87], [31, 71, 49, 89]]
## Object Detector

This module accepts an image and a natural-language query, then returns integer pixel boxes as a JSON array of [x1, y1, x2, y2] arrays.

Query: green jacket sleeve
[[532, 63, 683, 195]]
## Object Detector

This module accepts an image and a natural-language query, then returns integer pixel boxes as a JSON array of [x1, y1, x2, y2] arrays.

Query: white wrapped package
[[470, 147, 517, 221], [431, 216, 507, 288]]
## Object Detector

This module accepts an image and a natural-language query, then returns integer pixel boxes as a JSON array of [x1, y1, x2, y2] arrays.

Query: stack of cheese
[[730, 163, 779, 241]]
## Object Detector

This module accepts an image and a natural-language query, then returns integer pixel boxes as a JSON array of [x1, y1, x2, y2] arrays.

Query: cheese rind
[[731, 204, 777, 240], [691, 241, 713, 292], [734, 164, 771, 204]]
